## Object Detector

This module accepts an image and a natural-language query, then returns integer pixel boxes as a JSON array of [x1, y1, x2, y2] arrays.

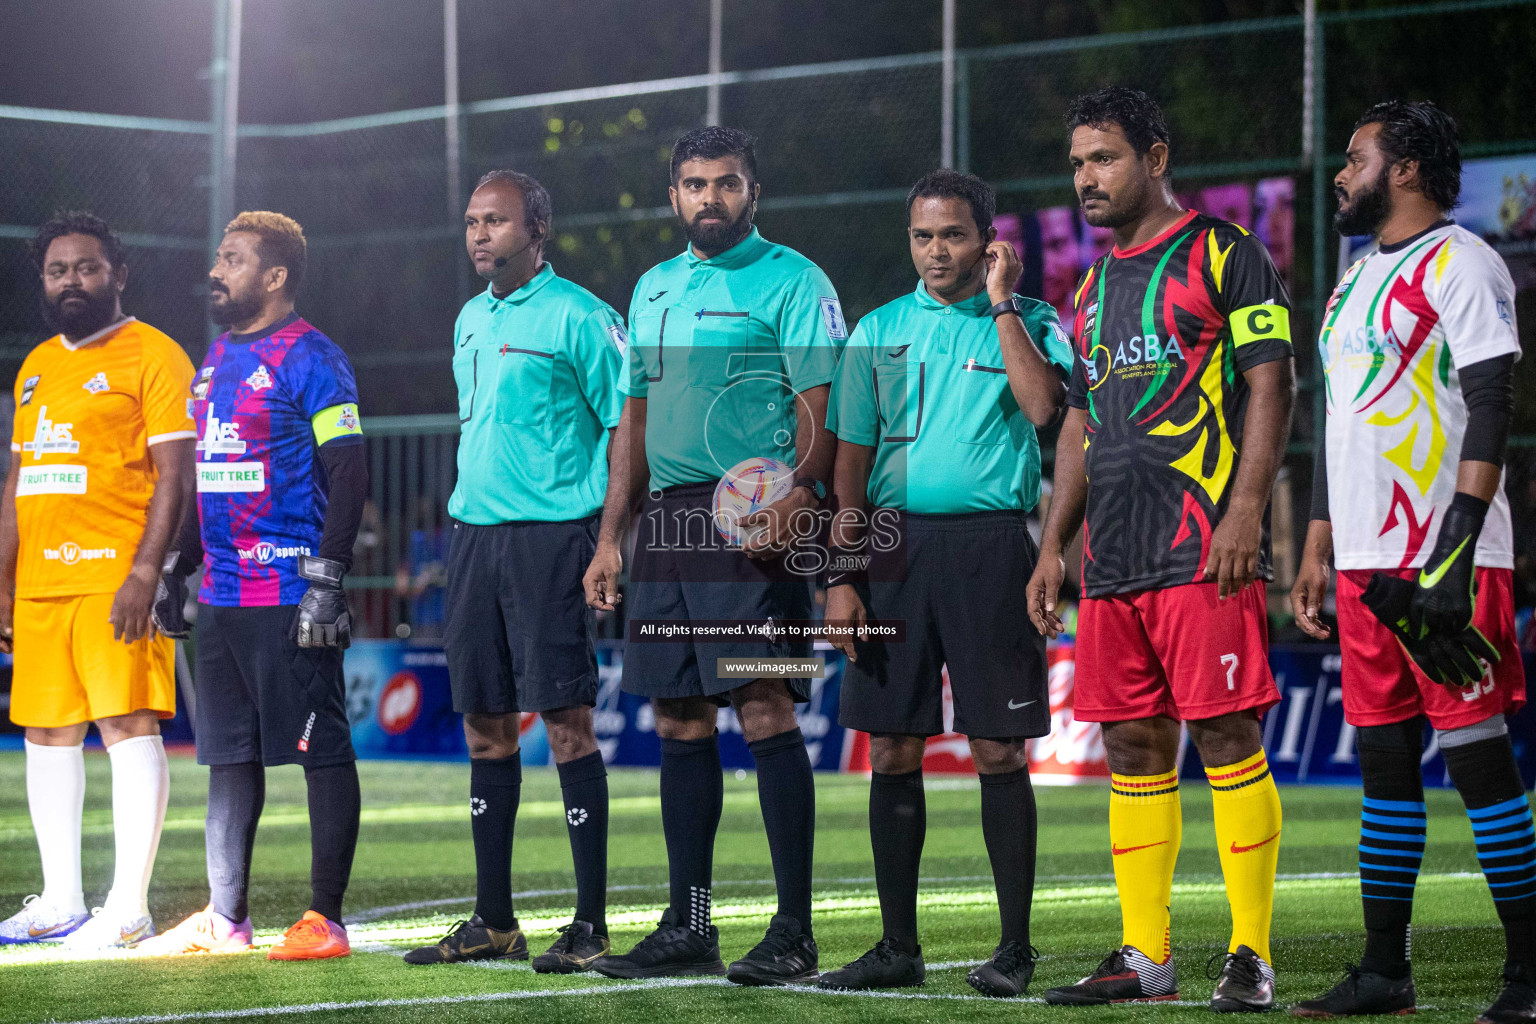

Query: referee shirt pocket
[[453, 348, 479, 424], [687, 311, 750, 388], [874, 361, 923, 442], [493, 346, 556, 440], [957, 360, 1009, 446]]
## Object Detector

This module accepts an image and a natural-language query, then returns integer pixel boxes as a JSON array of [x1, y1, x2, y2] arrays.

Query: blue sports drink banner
[[342, 640, 844, 771], [341, 639, 1533, 788]]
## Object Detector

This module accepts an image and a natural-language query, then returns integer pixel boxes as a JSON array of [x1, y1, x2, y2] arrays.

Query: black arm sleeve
[[1311, 439, 1330, 522], [318, 439, 368, 570], [171, 499, 203, 576], [1458, 354, 1515, 466]]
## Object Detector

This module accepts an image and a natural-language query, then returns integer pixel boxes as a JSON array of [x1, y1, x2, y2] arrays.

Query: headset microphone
[[491, 230, 542, 270]]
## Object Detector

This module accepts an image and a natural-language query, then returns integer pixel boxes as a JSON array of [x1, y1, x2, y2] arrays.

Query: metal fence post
[[707, 0, 723, 126], [1310, 20, 1328, 446], [207, 0, 242, 348], [940, 0, 955, 168], [955, 53, 970, 174], [445, 0, 467, 308]]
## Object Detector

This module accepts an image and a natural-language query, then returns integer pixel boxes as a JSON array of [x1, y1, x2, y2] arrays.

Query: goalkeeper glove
[[1407, 492, 1486, 637], [294, 554, 351, 649], [1361, 571, 1499, 687], [150, 551, 193, 640]]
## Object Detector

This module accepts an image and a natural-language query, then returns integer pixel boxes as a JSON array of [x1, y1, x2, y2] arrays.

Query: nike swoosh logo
[[649, 290, 667, 302], [1111, 840, 1169, 856], [117, 921, 152, 944], [1230, 830, 1280, 854], [1007, 699, 1037, 710], [1418, 536, 1471, 588], [28, 923, 68, 937], [457, 942, 490, 955]]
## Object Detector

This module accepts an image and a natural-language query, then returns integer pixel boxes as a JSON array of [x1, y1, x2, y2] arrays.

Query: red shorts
[[1074, 580, 1279, 723], [1336, 566, 1526, 731]]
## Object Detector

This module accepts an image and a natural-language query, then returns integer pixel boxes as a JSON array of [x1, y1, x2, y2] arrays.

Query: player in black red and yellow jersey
[[1028, 88, 1296, 1011]]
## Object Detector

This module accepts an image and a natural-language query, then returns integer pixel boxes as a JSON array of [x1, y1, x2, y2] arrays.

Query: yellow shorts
[[8, 593, 175, 728]]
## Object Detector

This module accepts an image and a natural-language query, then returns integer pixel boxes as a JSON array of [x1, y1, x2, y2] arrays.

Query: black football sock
[[304, 761, 360, 923], [980, 764, 1037, 947], [660, 733, 723, 936], [206, 762, 265, 922], [469, 753, 522, 931], [557, 749, 609, 936], [869, 768, 925, 955], [1356, 720, 1426, 978], [1443, 732, 1536, 971], [748, 728, 816, 937]]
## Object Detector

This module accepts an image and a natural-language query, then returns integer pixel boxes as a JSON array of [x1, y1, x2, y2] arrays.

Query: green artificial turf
[[0, 753, 1508, 1024]]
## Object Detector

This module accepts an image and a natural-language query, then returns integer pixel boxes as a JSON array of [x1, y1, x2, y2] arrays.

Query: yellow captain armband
[[1231, 304, 1292, 347], [312, 403, 363, 445]]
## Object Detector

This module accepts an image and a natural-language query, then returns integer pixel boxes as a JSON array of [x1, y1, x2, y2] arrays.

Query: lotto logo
[[297, 711, 316, 752]]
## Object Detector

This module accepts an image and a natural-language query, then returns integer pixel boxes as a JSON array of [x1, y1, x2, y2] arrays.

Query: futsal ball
[[712, 457, 794, 547]]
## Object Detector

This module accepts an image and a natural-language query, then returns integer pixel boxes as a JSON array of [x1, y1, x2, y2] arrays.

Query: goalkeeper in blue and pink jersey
[[140, 211, 368, 962]]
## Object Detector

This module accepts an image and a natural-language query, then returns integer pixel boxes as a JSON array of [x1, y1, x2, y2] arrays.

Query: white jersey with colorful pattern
[[1320, 222, 1520, 571]]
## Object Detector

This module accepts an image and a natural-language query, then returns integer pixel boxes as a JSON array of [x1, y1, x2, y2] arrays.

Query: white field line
[[0, 872, 1488, 969], [31, 974, 1483, 1024], [346, 871, 1372, 923], [41, 977, 731, 1024]]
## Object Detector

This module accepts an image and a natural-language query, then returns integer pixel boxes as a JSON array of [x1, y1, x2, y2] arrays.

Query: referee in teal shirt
[[817, 171, 1072, 998], [584, 128, 841, 986], [407, 171, 622, 974]]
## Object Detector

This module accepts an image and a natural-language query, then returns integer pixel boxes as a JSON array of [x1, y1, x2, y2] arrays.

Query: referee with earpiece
[[405, 170, 626, 974]]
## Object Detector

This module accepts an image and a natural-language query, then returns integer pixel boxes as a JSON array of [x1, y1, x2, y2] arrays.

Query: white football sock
[[103, 734, 169, 918], [25, 740, 87, 915]]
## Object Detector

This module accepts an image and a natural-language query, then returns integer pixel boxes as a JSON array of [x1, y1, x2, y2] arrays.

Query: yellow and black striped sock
[[1207, 750, 1282, 963], [1110, 768, 1182, 963]]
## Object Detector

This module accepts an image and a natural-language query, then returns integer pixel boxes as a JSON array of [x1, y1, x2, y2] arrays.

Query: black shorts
[[622, 483, 813, 704], [444, 516, 599, 715], [838, 510, 1050, 740], [193, 603, 355, 768]]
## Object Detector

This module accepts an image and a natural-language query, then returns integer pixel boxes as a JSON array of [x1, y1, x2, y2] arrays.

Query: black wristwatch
[[794, 477, 826, 504], [989, 296, 1023, 320]]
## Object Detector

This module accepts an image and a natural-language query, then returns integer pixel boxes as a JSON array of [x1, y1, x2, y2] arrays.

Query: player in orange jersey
[[0, 213, 196, 951]]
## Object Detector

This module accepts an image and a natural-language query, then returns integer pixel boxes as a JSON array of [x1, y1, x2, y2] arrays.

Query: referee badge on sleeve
[[819, 296, 848, 341], [606, 323, 629, 356]]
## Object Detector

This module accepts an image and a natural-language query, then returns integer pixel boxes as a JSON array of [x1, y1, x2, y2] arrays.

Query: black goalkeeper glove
[[1407, 492, 1486, 638], [150, 551, 193, 640], [1362, 571, 1499, 687], [294, 554, 351, 649]]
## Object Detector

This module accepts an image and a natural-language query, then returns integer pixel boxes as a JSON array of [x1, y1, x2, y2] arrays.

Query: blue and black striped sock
[[1358, 797, 1426, 963], [1443, 733, 1536, 970], [1357, 720, 1426, 976]]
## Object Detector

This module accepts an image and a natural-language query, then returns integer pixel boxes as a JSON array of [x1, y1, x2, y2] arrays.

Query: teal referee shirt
[[449, 263, 627, 524], [619, 227, 845, 490], [826, 281, 1073, 514]]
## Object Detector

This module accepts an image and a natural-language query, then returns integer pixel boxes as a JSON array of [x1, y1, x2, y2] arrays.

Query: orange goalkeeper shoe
[[267, 911, 350, 961], [138, 905, 254, 956]]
